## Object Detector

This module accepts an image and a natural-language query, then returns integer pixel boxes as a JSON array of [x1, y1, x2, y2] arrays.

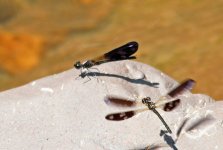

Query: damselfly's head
[[74, 61, 82, 69], [142, 97, 151, 104], [142, 97, 156, 109]]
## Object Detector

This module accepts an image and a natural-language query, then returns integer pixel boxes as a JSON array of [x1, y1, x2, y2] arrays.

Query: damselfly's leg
[[80, 67, 84, 74], [80, 68, 90, 78], [80, 68, 92, 83], [76, 68, 101, 83], [75, 67, 85, 80], [75, 68, 84, 80], [83, 68, 100, 83], [89, 68, 101, 82], [90, 67, 100, 73], [75, 75, 81, 80], [83, 74, 91, 83], [74, 67, 94, 83], [75, 72, 87, 80]]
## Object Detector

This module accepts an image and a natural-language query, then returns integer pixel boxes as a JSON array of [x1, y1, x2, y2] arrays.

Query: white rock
[[0, 60, 222, 150]]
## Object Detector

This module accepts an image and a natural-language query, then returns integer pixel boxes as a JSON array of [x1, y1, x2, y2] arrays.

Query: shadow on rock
[[160, 130, 178, 150], [81, 72, 159, 88]]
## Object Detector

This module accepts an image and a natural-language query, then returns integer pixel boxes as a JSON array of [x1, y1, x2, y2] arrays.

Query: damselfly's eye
[[74, 61, 81, 69], [142, 97, 151, 104]]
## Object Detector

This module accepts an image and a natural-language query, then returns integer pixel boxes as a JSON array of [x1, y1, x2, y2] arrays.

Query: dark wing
[[157, 79, 195, 111], [105, 108, 147, 121], [104, 41, 138, 60], [168, 79, 196, 98], [163, 99, 180, 111], [104, 96, 139, 108]]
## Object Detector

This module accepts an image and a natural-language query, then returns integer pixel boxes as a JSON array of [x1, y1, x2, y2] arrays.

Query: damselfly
[[104, 79, 196, 133]]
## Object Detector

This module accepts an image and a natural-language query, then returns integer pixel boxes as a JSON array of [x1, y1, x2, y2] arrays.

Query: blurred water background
[[0, 0, 222, 100]]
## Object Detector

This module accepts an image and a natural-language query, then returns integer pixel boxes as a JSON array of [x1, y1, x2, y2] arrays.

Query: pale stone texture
[[0, 61, 222, 150]]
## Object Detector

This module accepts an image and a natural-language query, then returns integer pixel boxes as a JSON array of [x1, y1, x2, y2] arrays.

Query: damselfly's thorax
[[142, 97, 156, 110], [82, 60, 95, 69], [74, 60, 95, 69]]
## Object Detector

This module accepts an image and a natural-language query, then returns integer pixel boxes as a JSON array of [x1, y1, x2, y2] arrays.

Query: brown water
[[0, 0, 222, 100]]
